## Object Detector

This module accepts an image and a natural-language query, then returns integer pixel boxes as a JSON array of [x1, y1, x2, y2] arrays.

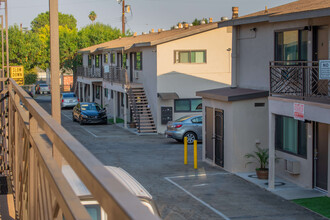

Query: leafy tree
[[88, 11, 97, 24], [78, 22, 122, 48], [31, 11, 77, 32], [24, 72, 38, 85]]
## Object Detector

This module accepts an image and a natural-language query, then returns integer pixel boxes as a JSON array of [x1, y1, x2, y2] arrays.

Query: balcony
[[270, 61, 330, 103], [77, 66, 103, 78]]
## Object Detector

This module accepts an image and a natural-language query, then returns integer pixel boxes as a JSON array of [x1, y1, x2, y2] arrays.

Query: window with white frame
[[174, 50, 206, 64]]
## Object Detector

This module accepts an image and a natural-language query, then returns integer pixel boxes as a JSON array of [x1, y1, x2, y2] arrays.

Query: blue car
[[72, 102, 107, 125], [165, 115, 202, 144]]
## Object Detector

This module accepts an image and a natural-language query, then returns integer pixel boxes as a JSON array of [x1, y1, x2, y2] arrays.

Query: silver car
[[61, 92, 79, 108], [165, 115, 202, 144]]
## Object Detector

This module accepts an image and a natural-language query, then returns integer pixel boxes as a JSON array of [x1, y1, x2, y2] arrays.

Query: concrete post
[[78, 82, 81, 102], [113, 91, 117, 124], [124, 91, 127, 128], [82, 83, 85, 102], [90, 83, 93, 102], [268, 112, 276, 189]]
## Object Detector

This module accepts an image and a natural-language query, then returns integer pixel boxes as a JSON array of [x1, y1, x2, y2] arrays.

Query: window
[[84, 204, 101, 220], [104, 54, 108, 63], [134, 52, 142, 70], [175, 50, 206, 64], [88, 55, 92, 67], [120, 92, 124, 107], [191, 116, 202, 124], [122, 54, 128, 69], [95, 55, 100, 68], [275, 30, 308, 61], [110, 53, 115, 64], [275, 115, 307, 157], [111, 90, 113, 99], [104, 88, 108, 98], [174, 99, 202, 112]]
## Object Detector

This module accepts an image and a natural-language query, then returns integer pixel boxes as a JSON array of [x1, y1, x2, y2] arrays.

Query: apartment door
[[214, 109, 224, 167], [314, 122, 328, 191], [130, 53, 134, 82], [205, 107, 213, 160], [117, 92, 121, 117]]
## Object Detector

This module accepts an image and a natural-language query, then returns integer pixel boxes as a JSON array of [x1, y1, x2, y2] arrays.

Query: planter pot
[[256, 169, 269, 179]]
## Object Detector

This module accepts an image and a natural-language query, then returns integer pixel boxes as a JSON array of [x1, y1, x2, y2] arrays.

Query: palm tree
[[88, 11, 97, 24]]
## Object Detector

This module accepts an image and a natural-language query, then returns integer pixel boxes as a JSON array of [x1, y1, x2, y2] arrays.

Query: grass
[[293, 196, 330, 218], [108, 118, 124, 124]]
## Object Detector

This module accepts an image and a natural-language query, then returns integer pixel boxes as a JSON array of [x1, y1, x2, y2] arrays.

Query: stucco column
[[90, 82, 93, 102], [268, 112, 276, 189], [124, 91, 127, 128], [113, 91, 117, 124], [328, 125, 330, 197], [78, 82, 81, 101], [82, 83, 85, 102], [231, 26, 239, 87]]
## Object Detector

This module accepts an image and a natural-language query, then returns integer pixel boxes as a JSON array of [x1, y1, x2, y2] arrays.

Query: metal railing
[[76, 66, 102, 78], [1, 78, 159, 220], [270, 61, 329, 101], [103, 66, 128, 85]]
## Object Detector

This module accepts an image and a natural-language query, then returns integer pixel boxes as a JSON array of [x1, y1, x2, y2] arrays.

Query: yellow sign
[[10, 66, 24, 85]]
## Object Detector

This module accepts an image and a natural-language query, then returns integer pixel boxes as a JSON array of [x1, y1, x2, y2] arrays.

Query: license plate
[[69, 100, 73, 103]]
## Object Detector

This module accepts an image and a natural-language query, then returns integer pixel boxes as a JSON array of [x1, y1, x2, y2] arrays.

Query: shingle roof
[[239, 0, 330, 20], [79, 23, 218, 53]]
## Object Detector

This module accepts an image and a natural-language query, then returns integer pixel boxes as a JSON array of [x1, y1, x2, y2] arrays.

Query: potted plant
[[245, 146, 269, 179]]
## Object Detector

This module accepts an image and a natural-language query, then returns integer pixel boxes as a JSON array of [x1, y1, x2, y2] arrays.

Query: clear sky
[[6, 0, 294, 33]]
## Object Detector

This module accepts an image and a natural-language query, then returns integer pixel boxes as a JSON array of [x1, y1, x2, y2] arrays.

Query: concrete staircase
[[127, 87, 157, 133]]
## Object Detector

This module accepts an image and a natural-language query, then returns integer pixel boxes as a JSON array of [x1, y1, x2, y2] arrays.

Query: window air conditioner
[[134, 71, 139, 79], [285, 159, 300, 175]]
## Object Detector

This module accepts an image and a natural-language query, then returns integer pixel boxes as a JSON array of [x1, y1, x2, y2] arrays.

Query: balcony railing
[[270, 61, 329, 101], [0, 78, 159, 220], [103, 66, 128, 85], [77, 66, 103, 78]]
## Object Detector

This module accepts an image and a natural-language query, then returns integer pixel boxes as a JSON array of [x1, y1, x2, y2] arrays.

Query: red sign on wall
[[294, 103, 304, 121]]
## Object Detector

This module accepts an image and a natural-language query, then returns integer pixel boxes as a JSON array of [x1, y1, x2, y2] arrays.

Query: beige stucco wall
[[269, 98, 330, 188], [202, 97, 268, 173], [235, 17, 330, 90]]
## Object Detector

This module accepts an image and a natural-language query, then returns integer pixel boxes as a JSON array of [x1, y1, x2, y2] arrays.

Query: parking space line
[[164, 174, 231, 220], [166, 172, 231, 179], [81, 126, 98, 138]]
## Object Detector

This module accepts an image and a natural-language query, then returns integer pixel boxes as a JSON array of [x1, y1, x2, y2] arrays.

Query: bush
[[24, 72, 38, 85]]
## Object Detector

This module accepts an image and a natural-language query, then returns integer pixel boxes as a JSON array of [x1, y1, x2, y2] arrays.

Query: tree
[[31, 12, 77, 32], [88, 11, 97, 24], [78, 22, 121, 48]]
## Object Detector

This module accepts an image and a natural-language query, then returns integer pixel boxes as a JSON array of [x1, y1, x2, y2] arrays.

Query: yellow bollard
[[184, 137, 188, 165], [194, 140, 197, 169]]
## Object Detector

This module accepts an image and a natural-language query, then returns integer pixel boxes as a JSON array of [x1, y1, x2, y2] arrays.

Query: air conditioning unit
[[285, 159, 300, 175], [134, 71, 139, 79]]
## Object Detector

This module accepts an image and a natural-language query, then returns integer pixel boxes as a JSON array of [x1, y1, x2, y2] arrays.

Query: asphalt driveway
[[37, 95, 327, 220]]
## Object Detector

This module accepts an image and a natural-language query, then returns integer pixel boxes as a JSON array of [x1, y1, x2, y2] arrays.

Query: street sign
[[10, 66, 24, 85], [319, 60, 330, 80], [294, 103, 304, 121]]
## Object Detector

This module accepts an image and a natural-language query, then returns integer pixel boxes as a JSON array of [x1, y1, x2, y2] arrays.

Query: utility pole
[[121, 0, 125, 35]]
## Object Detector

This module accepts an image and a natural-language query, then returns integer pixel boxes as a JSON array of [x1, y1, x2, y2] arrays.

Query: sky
[[6, 0, 295, 34]]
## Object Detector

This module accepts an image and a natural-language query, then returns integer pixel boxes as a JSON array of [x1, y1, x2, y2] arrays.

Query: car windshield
[[63, 93, 76, 98], [175, 116, 193, 122], [81, 104, 100, 111]]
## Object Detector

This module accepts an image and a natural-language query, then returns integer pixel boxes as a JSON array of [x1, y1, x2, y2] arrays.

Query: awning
[[158, 92, 179, 100]]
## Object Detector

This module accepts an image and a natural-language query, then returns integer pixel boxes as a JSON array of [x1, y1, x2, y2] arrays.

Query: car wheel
[[184, 132, 197, 144], [79, 117, 84, 125]]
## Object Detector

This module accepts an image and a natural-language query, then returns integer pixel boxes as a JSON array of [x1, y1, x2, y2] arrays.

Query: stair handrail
[[127, 86, 140, 132]]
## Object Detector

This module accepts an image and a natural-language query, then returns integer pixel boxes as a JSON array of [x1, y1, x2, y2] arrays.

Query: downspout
[[231, 25, 240, 88]]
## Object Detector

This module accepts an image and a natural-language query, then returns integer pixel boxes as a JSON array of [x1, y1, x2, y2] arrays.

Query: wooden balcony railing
[[103, 66, 128, 85], [0, 78, 159, 220], [270, 61, 329, 101], [76, 66, 102, 78]]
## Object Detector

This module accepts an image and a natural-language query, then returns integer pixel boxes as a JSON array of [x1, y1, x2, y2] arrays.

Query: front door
[[117, 92, 121, 117], [130, 53, 134, 82], [205, 107, 213, 160], [215, 109, 224, 167], [314, 122, 328, 191]]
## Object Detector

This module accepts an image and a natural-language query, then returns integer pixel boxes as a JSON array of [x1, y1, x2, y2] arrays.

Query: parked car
[[61, 92, 79, 109], [73, 102, 107, 125], [165, 115, 202, 144], [37, 83, 50, 94], [62, 165, 160, 219]]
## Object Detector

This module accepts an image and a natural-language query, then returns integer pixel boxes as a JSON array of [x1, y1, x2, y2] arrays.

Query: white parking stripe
[[164, 174, 231, 220]]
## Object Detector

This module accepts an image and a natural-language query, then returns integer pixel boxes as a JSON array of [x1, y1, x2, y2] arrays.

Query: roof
[[218, 0, 330, 27], [196, 87, 269, 102], [79, 23, 218, 54]]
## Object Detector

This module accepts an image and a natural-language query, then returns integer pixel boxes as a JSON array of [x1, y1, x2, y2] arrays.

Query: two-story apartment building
[[76, 22, 232, 134], [198, 0, 330, 195]]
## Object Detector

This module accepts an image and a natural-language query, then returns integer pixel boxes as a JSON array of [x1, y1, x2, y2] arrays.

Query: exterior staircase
[[127, 87, 157, 133]]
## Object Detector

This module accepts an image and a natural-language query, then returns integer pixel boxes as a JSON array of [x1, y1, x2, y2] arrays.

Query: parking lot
[[36, 95, 326, 220]]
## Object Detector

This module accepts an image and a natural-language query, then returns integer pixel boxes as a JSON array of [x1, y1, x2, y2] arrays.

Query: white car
[[61, 92, 79, 109], [62, 165, 160, 219], [38, 84, 50, 94]]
